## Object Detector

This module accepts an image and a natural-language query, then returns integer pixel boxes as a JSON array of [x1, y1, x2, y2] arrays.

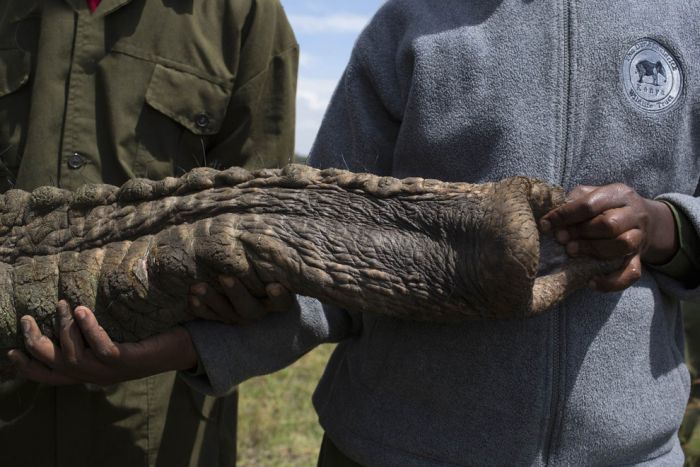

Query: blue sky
[[283, 0, 386, 154]]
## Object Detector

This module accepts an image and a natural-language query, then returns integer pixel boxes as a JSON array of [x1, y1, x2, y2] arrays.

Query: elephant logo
[[635, 60, 667, 86], [621, 38, 682, 113]]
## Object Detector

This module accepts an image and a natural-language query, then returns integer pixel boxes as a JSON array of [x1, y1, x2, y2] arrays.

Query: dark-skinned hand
[[7, 300, 198, 386], [8, 276, 293, 385], [188, 276, 294, 325], [539, 183, 678, 292]]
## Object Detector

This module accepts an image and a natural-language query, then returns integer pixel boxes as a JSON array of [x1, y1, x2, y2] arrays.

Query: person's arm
[[7, 278, 292, 386], [8, 302, 198, 386], [182, 297, 358, 396]]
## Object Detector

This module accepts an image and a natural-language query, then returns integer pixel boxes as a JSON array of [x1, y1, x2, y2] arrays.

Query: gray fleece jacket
[[183, 1, 700, 465]]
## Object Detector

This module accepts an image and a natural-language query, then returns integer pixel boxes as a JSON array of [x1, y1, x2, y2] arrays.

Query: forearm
[[181, 296, 356, 396]]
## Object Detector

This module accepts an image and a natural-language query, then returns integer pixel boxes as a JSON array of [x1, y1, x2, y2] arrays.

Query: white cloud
[[298, 51, 316, 67], [289, 13, 370, 34], [295, 78, 339, 154], [298, 79, 336, 112]]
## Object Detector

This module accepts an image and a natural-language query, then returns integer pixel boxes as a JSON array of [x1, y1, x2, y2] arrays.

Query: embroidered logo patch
[[622, 38, 683, 112]]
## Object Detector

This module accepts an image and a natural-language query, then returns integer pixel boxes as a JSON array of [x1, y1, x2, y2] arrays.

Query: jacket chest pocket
[[0, 48, 31, 191], [134, 63, 233, 179]]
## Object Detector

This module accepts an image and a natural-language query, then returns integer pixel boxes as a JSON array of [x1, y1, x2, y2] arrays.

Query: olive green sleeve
[[207, 0, 299, 170], [650, 201, 700, 285]]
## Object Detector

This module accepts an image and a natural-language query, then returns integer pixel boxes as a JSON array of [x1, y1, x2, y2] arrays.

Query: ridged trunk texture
[[0, 164, 618, 353]]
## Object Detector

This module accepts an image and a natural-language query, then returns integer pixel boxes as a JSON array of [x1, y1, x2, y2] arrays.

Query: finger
[[21, 316, 62, 367], [219, 276, 266, 323], [542, 185, 630, 229], [235, 266, 267, 298], [565, 207, 638, 240], [189, 283, 236, 322], [73, 307, 121, 364], [262, 283, 294, 312], [566, 229, 643, 259], [56, 301, 85, 367], [7, 349, 78, 385], [590, 255, 643, 292], [188, 296, 225, 322], [541, 186, 596, 233], [194, 282, 241, 321]]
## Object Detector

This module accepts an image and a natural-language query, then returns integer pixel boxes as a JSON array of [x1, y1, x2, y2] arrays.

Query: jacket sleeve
[[207, 0, 299, 170], [181, 296, 358, 396], [651, 193, 700, 301]]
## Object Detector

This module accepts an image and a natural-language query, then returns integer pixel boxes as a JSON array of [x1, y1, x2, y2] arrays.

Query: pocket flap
[[0, 48, 30, 98], [145, 64, 232, 135]]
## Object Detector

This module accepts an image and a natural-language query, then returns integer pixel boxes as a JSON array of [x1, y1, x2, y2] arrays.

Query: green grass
[[237, 344, 335, 466]]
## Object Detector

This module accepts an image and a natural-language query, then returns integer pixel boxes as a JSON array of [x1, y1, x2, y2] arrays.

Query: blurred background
[[237, 2, 384, 466]]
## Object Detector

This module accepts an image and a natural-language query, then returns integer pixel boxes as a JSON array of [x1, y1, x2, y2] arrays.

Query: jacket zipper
[[544, 1, 573, 465], [558, 1, 574, 186]]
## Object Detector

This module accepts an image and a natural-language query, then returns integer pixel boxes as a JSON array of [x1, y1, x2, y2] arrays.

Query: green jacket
[[0, 1, 297, 466]]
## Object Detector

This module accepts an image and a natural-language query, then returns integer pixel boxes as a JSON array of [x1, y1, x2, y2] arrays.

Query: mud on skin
[[0, 164, 619, 368]]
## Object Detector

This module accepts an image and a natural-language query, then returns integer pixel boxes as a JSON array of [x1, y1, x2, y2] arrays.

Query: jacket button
[[67, 153, 86, 169], [194, 113, 210, 129]]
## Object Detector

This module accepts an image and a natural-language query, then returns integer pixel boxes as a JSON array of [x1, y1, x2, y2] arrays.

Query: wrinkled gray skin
[[0, 164, 618, 359]]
